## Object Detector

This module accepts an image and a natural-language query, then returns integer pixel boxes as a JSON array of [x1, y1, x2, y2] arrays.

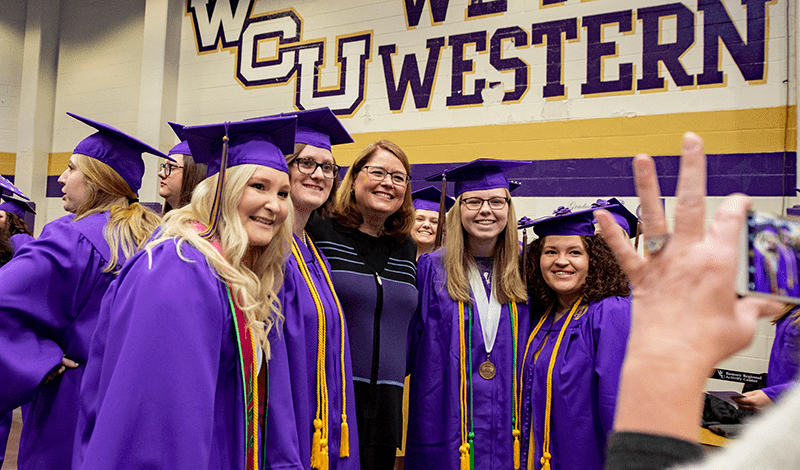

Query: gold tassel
[[311, 418, 322, 469], [513, 429, 521, 470], [459, 445, 470, 470], [541, 452, 552, 470], [339, 416, 350, 457], [319, 438, 330, 470]]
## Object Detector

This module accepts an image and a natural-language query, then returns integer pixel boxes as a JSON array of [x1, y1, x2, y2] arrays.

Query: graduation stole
[[291, 233, 350, 470], [201, 226, 262, 470], [457, 299, 520, 470], [518, 296, 585, 470]]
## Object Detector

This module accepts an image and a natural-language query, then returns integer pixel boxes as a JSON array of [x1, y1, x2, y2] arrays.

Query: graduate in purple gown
[[410, 186, 454, 260], [406, 160, 531, 470], [0, 113, 170, 470], [734, 305, 800, 411], [752, 225, 799, 297], [519, 207, 631, 470], [264, 108, 360, 470], [73, 116, 297, 470], [0, 185, 36, 470]]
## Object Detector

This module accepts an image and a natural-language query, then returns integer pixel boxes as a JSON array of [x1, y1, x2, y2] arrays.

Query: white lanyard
[[468, 263, 501, 354]]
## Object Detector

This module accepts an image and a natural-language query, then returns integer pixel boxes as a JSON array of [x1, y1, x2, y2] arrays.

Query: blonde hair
[[73, 154, 161, 272], [147, 164, 293, 356], [443, 190, 527, 304], [331, 140, 414, 241]]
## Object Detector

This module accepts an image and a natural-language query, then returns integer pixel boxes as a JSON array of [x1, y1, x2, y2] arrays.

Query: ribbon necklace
[[291, 234, 350, 470], [518, 296, 585, 470], [457, 298, 520, 470], [202, 225, 261, 470]]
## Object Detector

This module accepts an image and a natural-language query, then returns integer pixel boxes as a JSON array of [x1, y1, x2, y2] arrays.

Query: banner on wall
[[185, 0, 779, 119]]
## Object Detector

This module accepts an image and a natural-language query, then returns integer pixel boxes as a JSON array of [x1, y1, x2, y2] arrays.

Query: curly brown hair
[[0, 223, 12, 266], [4, 211, 33, 237], [525, 235, 630, 317]]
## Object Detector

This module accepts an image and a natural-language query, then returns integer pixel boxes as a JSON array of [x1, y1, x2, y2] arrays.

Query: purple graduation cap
[[425, 158, 531, 197], [268, 107, 353, 150], [67, 112, 172, 194], [167, 122, 192, 157], [591, 198, 639, 238], [413, 186, 454, 213], [425, 158, 531, 247], [0, 196, 36, 218], [181, 115, 297, 238], [0, 175, 30, 200], [532, 206, 598, 238]]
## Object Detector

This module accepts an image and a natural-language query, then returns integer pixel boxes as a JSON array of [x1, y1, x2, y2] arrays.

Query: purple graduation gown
[[9, 233, 34, 252], [0, 213, 123, 470], [763, 311, 800, 401], [265, 234, 360, 469], [2, 232, 33, 468], [74, 237, 248, 470], [519, 296, 631, 470], [405, 250, 531, 470]]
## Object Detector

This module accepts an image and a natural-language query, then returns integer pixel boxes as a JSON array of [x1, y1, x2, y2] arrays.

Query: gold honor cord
[[200, 130, 229, 239], [249, 332, 259, 470], [457, 300, 521, 470], [518, 297, 585, 470], [292, 235, 351, 469], [291, 239, 330, 470], [306, 232, 350, 458]]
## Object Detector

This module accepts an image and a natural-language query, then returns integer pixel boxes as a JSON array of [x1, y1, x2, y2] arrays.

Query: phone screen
[[738, 211, 800, 304]]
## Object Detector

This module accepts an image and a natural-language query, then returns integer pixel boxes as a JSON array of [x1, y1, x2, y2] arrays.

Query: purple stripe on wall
[[408, 152, 796, 198], [46, 176, 61, 197]]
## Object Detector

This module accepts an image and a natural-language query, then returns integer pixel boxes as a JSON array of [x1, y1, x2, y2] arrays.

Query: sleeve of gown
[[0, 219, 102, 412], [262, 260, 304, 469], [763, 320, 800, 402], [79, 246, 227, 469], [406, 253, 433, 376], [593, 297, 632, 438]]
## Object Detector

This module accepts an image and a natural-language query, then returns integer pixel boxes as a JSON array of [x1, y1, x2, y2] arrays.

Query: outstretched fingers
[[673, 133, 707, 243], [633, 154, 668, 240]]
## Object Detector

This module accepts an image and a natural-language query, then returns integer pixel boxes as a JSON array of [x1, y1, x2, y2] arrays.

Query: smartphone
[[737, 211, 800, 304]]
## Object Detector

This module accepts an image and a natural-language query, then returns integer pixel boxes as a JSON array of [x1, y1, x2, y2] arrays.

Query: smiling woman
[[306, 139, 417, 470], [518, 207, 631, 470], [74, 116, 297, 470], [405, 159, 530, 470]]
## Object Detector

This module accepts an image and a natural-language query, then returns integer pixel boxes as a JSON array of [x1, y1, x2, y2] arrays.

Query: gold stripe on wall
[[48, 152, 72, 176], [0, 152, 16, 174], [333, 106, 797, 165]]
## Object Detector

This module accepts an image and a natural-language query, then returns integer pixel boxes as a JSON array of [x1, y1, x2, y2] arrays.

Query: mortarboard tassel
[[199, 125, 230, 239], [434, 174, 447, 248]]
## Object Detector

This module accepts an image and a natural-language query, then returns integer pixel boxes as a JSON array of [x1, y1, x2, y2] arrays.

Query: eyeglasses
[[460, 196, 509, 211], [159, 162, 184, 177], [294, 157, 340, 179], [361, 165, 410, 186]]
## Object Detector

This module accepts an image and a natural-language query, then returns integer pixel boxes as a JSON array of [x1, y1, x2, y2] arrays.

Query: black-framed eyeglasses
[[361, 165, 410, 186], [294, 157, 340, 179], [159, 162, 184, 177], [460, 196, 509, 211]]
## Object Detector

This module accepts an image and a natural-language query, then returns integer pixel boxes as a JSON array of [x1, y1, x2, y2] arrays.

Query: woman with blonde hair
[[405, 159, 530, 470], [74, 116, 296, 470], [306, 140, 417, 470], [0, 113, 171, 470]]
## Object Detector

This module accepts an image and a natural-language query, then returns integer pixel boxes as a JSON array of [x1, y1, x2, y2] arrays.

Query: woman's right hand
[[43, 356, 79, 385], [594, 132, 782, 441]]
